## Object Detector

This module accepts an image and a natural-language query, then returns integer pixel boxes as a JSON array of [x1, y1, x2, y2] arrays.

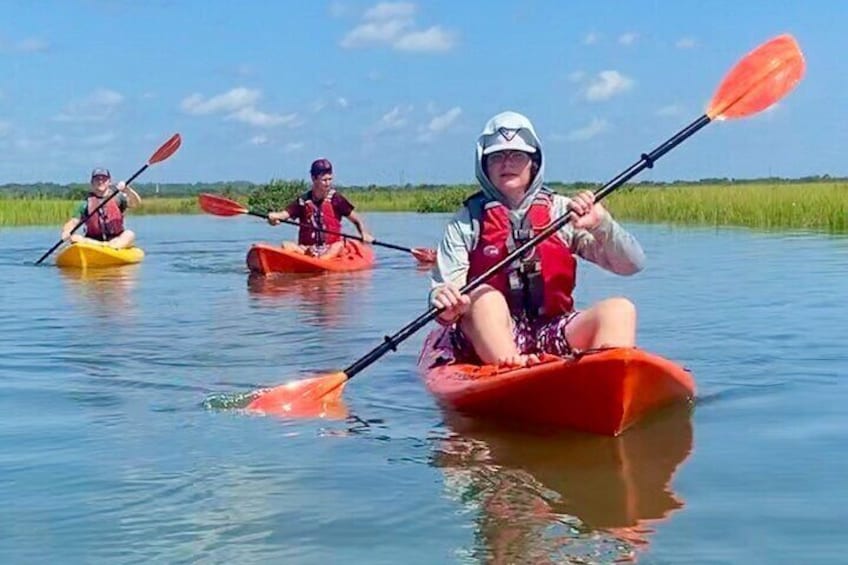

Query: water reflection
[[432, 405, 693, 564], [246, 270, 373, 327], [59, 265, 140, 319]]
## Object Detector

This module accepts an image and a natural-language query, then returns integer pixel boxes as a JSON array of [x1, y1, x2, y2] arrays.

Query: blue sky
[[0, 1, 842, 186]]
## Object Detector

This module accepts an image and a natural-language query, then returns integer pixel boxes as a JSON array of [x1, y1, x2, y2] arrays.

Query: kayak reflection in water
[[266, 158, 375, 259], [60, 167, 142, 250], [428, 111, 645, 368], [59, 264, 140, 320], [246, 270, 372, 328], [432, 405, 693, 563]]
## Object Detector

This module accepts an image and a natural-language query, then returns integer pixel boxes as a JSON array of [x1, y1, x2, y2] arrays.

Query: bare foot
[[495, 353, 541, 368]]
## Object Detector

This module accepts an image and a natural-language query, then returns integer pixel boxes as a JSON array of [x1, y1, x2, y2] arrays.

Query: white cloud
[[368, 105, 413, 136], [583, 32, 599, 45], [676, 37, 697, 49], [249, 135, 269, 145], [81, 132, 116, 146], [181, 87, 296, 128], [618, 32, 638, 46], [311, 99, 327, 113], [284, 142, 304, 153], [341, 2, 455, 53], [15, 37, 49, 52], [364, 2, 416, 20], [0, 120, 10, 136], [341, 18, 412, 48], [54, 88, 124, 122], [568, 70, 585, 83], [656, 104, 683, 117], [426, 107, 461, 132], [234, 64, 254, 77], [417, 106, 461, 142], [337, 97, 349, 108], [394, 26, 454, 52], [380, 106, 410, 128], [566, 118, 610, 141], [228, 107, 298, 127], [180, 87, 260, 115], [585, 70, 633, 101], [367, 70, 381, 81], [328, 1, 347, 18]]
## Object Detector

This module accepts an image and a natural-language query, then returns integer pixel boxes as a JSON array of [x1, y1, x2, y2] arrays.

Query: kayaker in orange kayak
[[429, 111, 646, 368], [266, 158, 375, 259], [60, 167, 142, 249]]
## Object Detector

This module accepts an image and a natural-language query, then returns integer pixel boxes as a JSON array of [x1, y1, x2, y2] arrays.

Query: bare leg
[[564, 297, 637, 350], [281, 241, 308, 254], [318, 241, 345, 259], [459, 285, 539, 367], [107, 230, 135, 249]]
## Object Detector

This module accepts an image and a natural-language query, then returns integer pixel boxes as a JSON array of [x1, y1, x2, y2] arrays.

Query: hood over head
[[475, 111, 545, 219]]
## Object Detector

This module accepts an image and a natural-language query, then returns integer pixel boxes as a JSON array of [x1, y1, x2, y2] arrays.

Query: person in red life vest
[[428, 111, 646, 368], [60, 167, 142, 249], [266, 158, 374, 259]]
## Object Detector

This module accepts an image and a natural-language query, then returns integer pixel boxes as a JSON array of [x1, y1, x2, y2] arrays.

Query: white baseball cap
[[481, 126, 537, 155]]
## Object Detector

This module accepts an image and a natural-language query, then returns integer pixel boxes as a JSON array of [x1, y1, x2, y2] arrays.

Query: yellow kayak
[[56, 242, 145, 268]]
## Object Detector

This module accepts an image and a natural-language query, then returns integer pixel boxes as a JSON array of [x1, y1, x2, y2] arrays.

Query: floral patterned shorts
[[432, 311, 580, 365]]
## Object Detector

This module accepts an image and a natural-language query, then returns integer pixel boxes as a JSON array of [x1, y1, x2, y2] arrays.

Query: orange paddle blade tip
[[707, 34, 805, 121], [411, 247, 437, 264], [197, 193, 248, 216], [150, 133, 182, 164], [245, 371, 349, 419]]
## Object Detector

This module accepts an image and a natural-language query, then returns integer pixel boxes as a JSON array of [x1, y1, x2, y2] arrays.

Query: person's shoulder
[[448, 205, 473, 225]]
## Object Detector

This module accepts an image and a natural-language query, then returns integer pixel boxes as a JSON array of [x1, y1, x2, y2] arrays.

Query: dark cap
[[91, 167, 111, 179], [310, 158, 333, 176]]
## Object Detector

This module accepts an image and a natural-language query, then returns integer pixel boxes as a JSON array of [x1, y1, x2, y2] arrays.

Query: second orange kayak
[[246, 240, 375, 274], [418, 329, 696, 436]]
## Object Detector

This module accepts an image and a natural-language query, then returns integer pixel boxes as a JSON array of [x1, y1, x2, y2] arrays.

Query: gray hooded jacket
[[430, 111, 646, 301]]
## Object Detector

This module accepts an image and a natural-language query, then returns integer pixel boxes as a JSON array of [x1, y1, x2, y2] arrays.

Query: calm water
[[1, 213, 846, 564]]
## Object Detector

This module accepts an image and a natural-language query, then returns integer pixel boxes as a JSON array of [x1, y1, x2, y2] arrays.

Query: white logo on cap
[[497, 127, 519, 141]]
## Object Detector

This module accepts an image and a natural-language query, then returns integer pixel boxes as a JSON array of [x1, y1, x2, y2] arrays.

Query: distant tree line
[[0, 174, 844, 200]]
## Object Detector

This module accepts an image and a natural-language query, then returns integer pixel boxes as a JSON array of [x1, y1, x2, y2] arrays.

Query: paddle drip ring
[[383, 335, 398, 352]]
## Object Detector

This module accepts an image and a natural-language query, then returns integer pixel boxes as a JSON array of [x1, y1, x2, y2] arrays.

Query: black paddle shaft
[[250, 209, 419, 253], [34, 164, 150, 265], [343, 114, 712, 378]]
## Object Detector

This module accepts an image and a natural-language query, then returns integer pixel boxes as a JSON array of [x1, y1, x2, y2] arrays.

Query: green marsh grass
[[602, 182, 847, 233], [0, 196, 198, 227], [2, 183, 846, 234]]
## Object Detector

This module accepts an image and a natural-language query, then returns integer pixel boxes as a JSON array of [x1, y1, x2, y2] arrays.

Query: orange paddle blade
[[245, 371, 349, 419], [411, 247, 437, 264], [198, 193, 248, 216], [150, 133, 182, 164], [707, 34, 805, 120]]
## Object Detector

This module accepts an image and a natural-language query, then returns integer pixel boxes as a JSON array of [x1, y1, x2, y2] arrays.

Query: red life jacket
[[83, 191, 125, 241], [298, 189, 342, 246], [466, 190, 577, 318]]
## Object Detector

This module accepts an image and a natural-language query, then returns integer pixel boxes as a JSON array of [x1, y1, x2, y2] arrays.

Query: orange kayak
[[246, 240, 375, 274], [418, 329, 696, 436]]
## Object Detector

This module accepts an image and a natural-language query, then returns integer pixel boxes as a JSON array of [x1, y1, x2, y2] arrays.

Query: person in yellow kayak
[[266, 158, 374, 259], [429, 111, 646, 368], [60, 167, 142, 249]]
